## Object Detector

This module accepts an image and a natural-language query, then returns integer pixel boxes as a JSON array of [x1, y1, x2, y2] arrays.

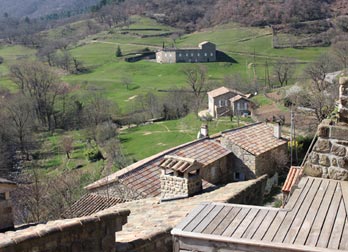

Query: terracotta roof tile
[[223, 123, 287, 156], [86, 138, 231, 198], [62, 194, 128, 218], [207, 86, 245, 98], [282, 166, 302, 193]]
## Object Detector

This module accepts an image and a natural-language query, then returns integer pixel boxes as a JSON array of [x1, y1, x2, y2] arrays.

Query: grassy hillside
[[0, 16, 330, 166]]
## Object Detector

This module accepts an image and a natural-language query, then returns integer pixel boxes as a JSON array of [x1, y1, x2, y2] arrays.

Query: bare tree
[[4, 95, 35, 159], [121, 75, 132, 90], [10, 61, 63, 131], [332, 41, 348, 69], [61, 136, 74, 159], [183, 65, 209, 114], [273, 58, 295, 86]]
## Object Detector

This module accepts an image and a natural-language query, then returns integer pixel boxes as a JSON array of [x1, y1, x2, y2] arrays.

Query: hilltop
[[0, 0, 99, 18]]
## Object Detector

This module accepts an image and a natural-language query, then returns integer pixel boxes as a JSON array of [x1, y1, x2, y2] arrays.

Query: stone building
[[220, 122, 288, 180], [0, 178, 17, 232], [156, 41, 216, 63], [207, 86, 253, 118], [304, 77, 348, 180]]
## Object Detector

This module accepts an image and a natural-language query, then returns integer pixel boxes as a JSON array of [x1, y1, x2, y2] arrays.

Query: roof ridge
[[85, 137, 210, 190], [221, 122, 263, 134]]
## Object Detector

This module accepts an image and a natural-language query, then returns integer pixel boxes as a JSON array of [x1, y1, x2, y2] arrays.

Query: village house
[[0, 178, 17, 232], [156, 41, 216, 63], [171, 76, 348, 252], [207, 86, 253, 118]]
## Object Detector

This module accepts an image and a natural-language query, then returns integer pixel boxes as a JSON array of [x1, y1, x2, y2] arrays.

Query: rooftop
[[207, 86, 245, 98], [223, 122, 287, 156], [0, 178, 16, 185], [173, 176, 348, 251], [62, 193, 129, 218], [97, 176, 266, 252], [86, 138, 231, 198]]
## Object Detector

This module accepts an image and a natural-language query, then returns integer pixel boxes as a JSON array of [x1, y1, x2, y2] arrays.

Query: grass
[[251, 94, 273, 106], [120, 113, 253, 161]]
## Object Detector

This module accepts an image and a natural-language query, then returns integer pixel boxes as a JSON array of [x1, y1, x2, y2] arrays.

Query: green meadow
[[0, 16, 330, 167]]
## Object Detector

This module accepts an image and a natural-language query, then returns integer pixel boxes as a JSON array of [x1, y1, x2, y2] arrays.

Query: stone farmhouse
[[172, 77, 348, 252], [156, 41, 216, 63], [0, 178, 16, 232], [62, 122, 287, 219], [207, 86, 253, 118]]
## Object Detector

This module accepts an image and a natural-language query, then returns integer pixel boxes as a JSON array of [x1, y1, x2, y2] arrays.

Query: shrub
[[84, 147, 103, 162], [0, 56, 4, 64], [115, 45, 122, 57]]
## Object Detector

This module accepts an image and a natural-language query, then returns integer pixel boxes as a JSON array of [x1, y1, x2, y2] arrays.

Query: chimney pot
[[274, 123, 281, 139]]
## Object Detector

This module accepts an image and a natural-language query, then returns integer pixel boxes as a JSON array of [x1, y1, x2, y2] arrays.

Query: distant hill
[[0, 0, 100, 19]]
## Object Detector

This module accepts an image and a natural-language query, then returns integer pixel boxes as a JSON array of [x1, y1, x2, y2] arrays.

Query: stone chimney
[[304, 77, 348, 180], [197, 124, 209, 139], [159, 155, 202, 200], [274, 122, 282, 139], [0, 178, 17, 232]]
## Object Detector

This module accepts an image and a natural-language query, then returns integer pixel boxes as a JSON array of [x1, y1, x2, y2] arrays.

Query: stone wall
[[304, 77, 348, 181], [256, 145, 288, 177], [160, 174, 202, 199], [200, 156, 231, 184], [117, 175, 268, 252], [220, 138, 256, 180], [304, 120, 348, 180], [0, 200, 14, 231], [339, 77, 348, 123], [0, 209, 130, 252]]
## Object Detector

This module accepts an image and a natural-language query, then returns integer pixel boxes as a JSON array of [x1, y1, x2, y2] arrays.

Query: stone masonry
[[0, 209, 130, 252], [304, 77, 348, 180], [160, 174, 202, 199]]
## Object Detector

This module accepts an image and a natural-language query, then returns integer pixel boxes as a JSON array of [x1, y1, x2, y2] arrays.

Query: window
[[197, 53, 200, 56], [237, 103, 240, 110], [186, 53, 188, 57], [191, 53, 194, 57], [225, 100, 228, 106], [210, 53, 214, 56], [165, 53, 167, 57], [179, 53, 182, 57], [169, 53, 172, 57], [234, 172, 245, 181], [244, 102, 248, 110], [218, 100, 222, 107], [204, 53, 207, 57]]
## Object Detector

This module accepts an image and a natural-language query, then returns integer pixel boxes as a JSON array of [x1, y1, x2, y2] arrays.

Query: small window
[[218, 100, 223, 107], [244, 102, 248, 110], [234, 172, 240, 180], [210, 53, 213, 56], [197, 53, 200, 56], [225, 100, 228, 106], [186, 53, 189, 57], [237, 103, 240, 110], [191, 53, 194, 57], [165, 53, 167, 57], [179, 53, 182, 57], [204, 53, 207, 57]]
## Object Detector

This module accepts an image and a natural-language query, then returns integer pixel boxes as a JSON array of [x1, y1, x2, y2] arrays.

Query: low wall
[[117, 175, 268, 252], [0, 209, 130, 252]]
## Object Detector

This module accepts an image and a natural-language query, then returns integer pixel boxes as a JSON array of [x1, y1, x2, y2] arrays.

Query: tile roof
[[62, 193, 128, 218], [173, 176, 348, 251], [230, 94, 250, 103], [282, 166, 302, 193], [223, 122, 287, 156], [0, 178, 16, 185], [86, 138, 231, 198], [207, 86, 245, 98]]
